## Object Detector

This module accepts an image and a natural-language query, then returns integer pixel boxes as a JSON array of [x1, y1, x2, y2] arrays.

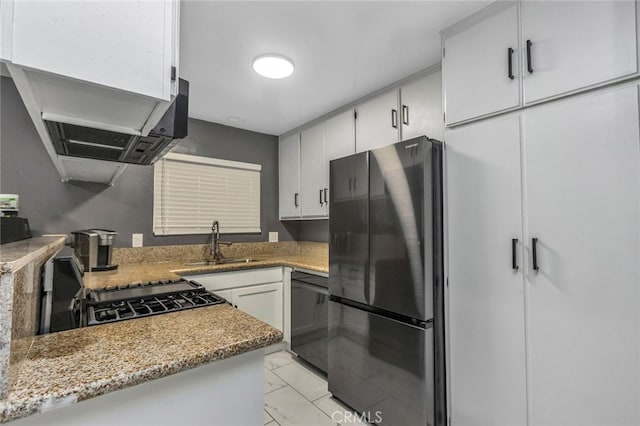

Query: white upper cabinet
[[300, 124, 327, 218], [287, 109, 356, 219], [355, 90, 400, 152], [324, 109, 356, 211], [522, 1, 637, 104], [400, 70, 444, 141], [442, 2, 520, 125], [442, 0, 640, 126], [2, 0, 178, 100], [278, 133, 301, 219]]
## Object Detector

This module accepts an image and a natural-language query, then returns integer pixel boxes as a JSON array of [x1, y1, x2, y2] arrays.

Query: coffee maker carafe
[[71, 229, 118, 272]]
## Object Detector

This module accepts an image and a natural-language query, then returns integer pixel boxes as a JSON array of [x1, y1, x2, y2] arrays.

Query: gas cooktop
[[86, 279, 226, 325]]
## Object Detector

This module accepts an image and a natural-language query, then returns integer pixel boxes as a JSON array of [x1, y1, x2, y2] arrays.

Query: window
[[153, 152, 261, 235]]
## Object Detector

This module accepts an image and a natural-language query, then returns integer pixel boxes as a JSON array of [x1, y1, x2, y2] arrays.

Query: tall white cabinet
[[446, 115, 527, 426], [446, 85, 640, 426], [523, 86, 640, 426]]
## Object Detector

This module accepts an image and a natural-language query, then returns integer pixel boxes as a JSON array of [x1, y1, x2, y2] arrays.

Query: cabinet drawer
[[184, 267, 283, 292]]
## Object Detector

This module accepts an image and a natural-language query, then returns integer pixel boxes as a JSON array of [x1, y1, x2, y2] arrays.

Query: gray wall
[[0, 76, 295, 247]]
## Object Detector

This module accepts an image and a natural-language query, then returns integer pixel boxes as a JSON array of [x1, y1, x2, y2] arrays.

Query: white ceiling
[[180, 1, 489, 136]]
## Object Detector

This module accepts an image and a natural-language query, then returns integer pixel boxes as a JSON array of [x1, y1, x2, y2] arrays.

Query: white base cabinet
[[446, 84, 640, 426], [185, 268, 284, 332]]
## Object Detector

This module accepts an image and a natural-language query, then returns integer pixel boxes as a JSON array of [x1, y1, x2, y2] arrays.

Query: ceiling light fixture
[[252, 54, 295, 79]]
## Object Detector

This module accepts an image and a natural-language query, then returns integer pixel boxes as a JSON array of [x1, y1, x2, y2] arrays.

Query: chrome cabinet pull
[[512, 238, 518, 270], [391, 109, 398, 129], [294, 192, 299, 207], [526, 40, 533, 73], [319, 189, 324, 205], [324, 188, 328, 204], [532, 237, 539, 271]]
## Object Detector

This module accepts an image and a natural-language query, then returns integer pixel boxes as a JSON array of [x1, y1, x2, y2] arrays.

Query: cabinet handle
[[319, 189, 324, 205], [526, 40, 533, 73], [507, 47, 515, 80], [324, 188, 328, 204], [391, 109, 398, 129], [402, 105, 409, 125], [512, 238, 518, 270], [294, 192, 299, 207], [532, 237, 539, 271]]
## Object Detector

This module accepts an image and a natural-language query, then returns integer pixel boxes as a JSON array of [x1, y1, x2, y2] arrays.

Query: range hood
[[44, 78, 189, 165], [4, 61, 189, 184]]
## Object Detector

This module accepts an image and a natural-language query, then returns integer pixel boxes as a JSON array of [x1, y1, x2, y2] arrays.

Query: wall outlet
[[269, 232, 278, 243], [132, 233, 143, 247]]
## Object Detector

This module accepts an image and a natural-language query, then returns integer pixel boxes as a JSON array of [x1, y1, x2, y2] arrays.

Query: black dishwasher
[[291, 270, 329, 375]]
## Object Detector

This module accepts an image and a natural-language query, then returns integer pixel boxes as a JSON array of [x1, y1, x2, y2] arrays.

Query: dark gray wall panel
[[0, 76, 294, 247]]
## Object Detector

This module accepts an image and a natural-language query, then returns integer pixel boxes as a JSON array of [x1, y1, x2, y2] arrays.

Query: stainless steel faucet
[[211, 220, 232, 261]]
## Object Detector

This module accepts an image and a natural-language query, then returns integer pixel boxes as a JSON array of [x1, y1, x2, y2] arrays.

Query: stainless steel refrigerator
[[328, 136, 446, 426]]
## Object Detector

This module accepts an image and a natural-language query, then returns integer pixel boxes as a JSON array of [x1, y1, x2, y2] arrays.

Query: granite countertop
[[0, 237, 66, 273], [0, 242, 323, 423], [1, 304, 282, 423], [83, 253, 328, 289]]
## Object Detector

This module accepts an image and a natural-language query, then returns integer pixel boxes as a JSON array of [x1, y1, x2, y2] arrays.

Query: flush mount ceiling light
[[252, 54, 295, 79]]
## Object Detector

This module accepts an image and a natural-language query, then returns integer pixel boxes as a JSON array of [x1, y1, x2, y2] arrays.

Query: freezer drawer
[[328, 301, 434, 426]]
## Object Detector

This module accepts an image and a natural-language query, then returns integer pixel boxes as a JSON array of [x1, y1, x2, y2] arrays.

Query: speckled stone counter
[[0, 240, 324, 423], [0, 304, 282, 423], [84, 242, 328, 289], [0, 237, 66, 401]]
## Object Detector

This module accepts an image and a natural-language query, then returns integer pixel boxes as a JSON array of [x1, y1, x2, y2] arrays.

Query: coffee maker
[[71, 229, 118, 272]]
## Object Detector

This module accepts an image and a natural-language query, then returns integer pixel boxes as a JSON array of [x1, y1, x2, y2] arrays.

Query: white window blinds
[[153, 152, 261, 235]]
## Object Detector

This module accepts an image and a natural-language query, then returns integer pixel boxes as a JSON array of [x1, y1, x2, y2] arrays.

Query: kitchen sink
[[184, 258, 258, 266]]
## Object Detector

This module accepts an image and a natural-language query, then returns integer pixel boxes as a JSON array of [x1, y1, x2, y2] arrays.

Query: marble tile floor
[[263, 350, 370, 425]]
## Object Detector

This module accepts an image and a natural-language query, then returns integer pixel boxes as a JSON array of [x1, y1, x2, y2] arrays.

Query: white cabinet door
[[233, 283, 284, 331], [522, 1, 637, 104], [446, 115, 527, 426], [355, 90, 400, 152], [300, 124, 327, 217], [524, 86, 640, 426], [443, 2, 520, 125], [324, 109, 356, 211], [8, 0, 176, 100], [279, 133, 301, 219], [400, 70, 444, 141]]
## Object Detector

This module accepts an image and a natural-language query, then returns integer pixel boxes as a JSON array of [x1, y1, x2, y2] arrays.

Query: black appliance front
[[41, 254, 84, 333], [0, 217, 31, 244], [291, 271, 329, 374], [45, 78, 189, 165], [368, 137, 441, 321], [328, 300, 434, 426], [329, 151, 369, 305]]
